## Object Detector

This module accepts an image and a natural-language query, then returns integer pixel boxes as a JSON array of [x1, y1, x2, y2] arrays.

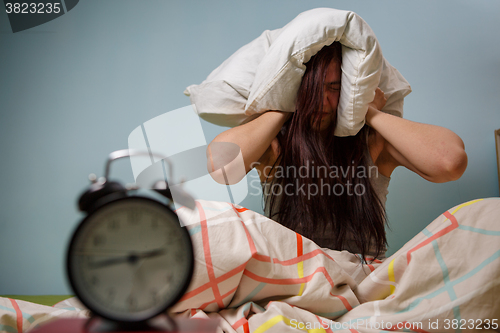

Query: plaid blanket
[[1, 198, 499, 332]]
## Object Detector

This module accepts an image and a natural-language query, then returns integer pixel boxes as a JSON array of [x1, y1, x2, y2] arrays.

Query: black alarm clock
[[66, 149, 196, 330]]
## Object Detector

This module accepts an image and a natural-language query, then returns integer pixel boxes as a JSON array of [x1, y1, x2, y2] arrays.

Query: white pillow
[[184, 8, 411, 136]]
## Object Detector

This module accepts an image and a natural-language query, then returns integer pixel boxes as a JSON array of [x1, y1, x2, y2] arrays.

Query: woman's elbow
[[441, 148, 468, 182], [207, 164, 247, 185], [206, 143, 247, 185]]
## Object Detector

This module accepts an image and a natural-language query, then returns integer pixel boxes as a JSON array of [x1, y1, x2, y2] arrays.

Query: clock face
[[67, 197, 193, 322]]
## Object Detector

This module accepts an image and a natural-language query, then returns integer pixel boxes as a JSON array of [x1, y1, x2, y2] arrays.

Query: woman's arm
[[366, 88, 468, 183], [207, 111, 291, 184]]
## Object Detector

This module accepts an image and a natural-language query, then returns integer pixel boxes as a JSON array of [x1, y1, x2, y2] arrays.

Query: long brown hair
[[264, 42, 387, 261]]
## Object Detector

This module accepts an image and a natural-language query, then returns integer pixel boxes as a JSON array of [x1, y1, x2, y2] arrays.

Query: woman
[[207, 42, 467, 261]]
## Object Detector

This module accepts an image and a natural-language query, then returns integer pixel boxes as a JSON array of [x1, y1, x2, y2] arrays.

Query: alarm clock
[[66, 149, 196, 329]]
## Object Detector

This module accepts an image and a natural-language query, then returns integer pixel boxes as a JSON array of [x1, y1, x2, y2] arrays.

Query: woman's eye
[[326, 83, 341, 92]]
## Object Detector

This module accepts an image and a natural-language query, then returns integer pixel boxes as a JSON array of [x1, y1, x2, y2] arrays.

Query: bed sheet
[[1, 198, 499, 332]]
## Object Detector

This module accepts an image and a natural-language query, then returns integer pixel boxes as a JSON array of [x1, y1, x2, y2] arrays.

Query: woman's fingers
[[369, 87, 387, 110]]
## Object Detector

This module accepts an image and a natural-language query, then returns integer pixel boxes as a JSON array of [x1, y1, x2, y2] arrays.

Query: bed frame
[[496, 129, 500, 193]]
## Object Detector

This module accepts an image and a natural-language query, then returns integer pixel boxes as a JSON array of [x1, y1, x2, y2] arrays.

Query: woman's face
[[318, 60, 341, 133]]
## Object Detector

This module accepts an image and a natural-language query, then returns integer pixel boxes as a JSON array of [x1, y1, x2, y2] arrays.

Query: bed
[[1, 197, 499, 332]]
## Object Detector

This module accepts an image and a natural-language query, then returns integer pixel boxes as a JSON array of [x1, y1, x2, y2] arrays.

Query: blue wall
[[0, 0, 499, 295]]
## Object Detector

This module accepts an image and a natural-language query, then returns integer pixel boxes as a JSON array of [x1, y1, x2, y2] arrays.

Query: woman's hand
[[368, 87, 387, 111]]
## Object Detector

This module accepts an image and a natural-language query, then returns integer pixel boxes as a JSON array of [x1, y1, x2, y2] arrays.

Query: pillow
[[184, 8, 411, 137]]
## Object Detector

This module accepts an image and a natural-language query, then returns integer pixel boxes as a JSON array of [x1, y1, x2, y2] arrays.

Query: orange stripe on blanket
[[364, 256, 383, 264], [244, 266, 335, 288], [328, 293, 353, 311], [199, 286, 238, 311], [253, 253, 272, 262], [406, 210, 459, 265], [197, 202, 225, 309], [8, 298, 22, 333], [272, 248, 335, 265], [232, 204, 257, 255], [314, 315, 333, 333], [296, 233, 303, 257], [296, 234, 305, 296], [234, 206, 249, 213], [231, 203, 272, 263], [233, 204, 337, 269], [180, 261, 248, 302], [406, 199, 483, 264], [232, 316, 250, 331]]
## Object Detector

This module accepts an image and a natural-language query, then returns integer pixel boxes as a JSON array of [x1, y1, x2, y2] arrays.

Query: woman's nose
[[323, 92, 329, 108]]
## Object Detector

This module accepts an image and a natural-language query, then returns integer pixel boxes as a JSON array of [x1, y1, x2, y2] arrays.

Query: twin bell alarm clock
[[65, 149, 204, 332]]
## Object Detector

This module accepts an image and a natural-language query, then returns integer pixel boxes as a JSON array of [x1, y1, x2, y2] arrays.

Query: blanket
[[1, 198, 499, 332]]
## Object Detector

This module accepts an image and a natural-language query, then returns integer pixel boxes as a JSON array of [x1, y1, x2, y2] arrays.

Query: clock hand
[[89, 248, 167, 269], [136, 248, 166, 260], [88, 255, 130, 268], [127, 248, 169, 307]]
